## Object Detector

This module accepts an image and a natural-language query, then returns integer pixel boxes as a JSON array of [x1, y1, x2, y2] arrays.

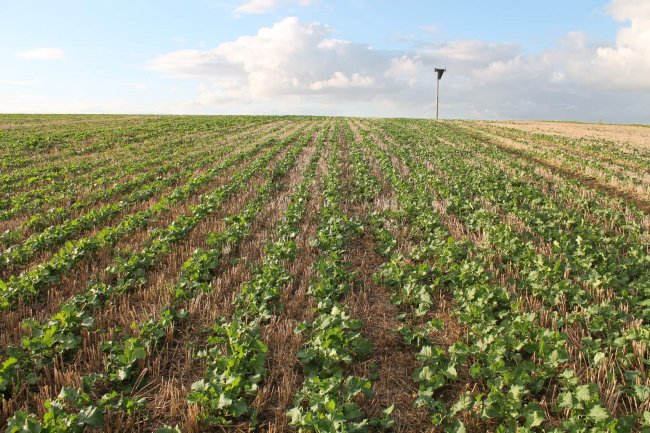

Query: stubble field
[[0, 115, 648, 432]]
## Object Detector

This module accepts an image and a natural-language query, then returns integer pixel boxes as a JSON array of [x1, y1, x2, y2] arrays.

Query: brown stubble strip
[[345, 230, 433, 433], [473, 121, 650, 181], [105, 123, 328, 433], [0, 123, 315, 427], [447, 123, 650, 214], [251, 125, 334, 433], [458, 138, 650, 243], [0, 122, 302, 355], [487, 120, 650, 153], [344, 120, 435, 432]]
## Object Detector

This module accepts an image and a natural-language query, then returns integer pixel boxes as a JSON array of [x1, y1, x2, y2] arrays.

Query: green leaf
[[575, 385, 591, 402], [559, 391, 574, 409], [632, 385, 650, 402], [587, 405, 609, 422], [642, 411, 650, 427], [445, 419, 466, 433], [418, 366, 433, 382], [81, 316, 95, 330], [218, 393, 233, 409], [78, 405, 104, 427], [287, 406, 302, 424], [117, 368, 129, 381], [592, 352, 606, 366], [509, 384, 524, 402], [524, 403, 545, 428], [450, 393, 473, 416], [5, 411, 42, 433]]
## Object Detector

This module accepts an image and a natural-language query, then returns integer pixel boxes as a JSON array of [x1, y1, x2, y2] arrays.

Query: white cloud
[[235, 0, 312, 14], [309, 72, 375, 90], [593, 0, 650, 89], [16, 48, 65, 60], [147, 0, 650, 122], [148, 49, 236, 78], [147, 17, 526, 117], [149, 17, 386, 100], [385, 56, 424, 87], [426, 40, 520, 65]]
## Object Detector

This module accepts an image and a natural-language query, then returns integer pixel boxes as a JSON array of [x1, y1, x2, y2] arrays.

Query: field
[[0, 115, 649, 433]]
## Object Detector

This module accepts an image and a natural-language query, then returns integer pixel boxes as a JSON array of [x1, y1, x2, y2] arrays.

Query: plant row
[[357, 121, 648, 431], [288, 127, 393, 433], [0, 127, 297, 311], [1, 126, 318, 432], [0, 140, 243, 272], [0, 119, 279, 223], [187, 128, 325, 428]]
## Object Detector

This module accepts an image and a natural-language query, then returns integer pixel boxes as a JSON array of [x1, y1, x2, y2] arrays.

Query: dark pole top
[[435, 68, 446, 80]]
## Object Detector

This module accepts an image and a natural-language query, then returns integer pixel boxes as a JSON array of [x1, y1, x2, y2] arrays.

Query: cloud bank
[[149, 0, 650, 121]]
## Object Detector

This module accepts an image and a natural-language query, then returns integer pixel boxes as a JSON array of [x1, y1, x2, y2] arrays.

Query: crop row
[[399, 122, 649, 245], [0, 144, 210, 250], [0, 115, 271, 172], [356, 120, 648, 431], [389, 121, 650, 339], [0, 116, 210, 188], [458, 133, 650, 248], [382, 120, 649, 390], [1, 116, 647, 433], [0, 124, 303, 312], [0, 143, 236, 273], [0, 119, 280, 224], [187, 126, 326, 429], [0, 121, 293, 268], [1, 124, 319, 430], [288, 125, 393, 432], [449, 123, 650, 213]]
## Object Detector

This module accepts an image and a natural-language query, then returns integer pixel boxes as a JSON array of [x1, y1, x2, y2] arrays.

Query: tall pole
[[436, 75, 440, 120], [434, 68, 445, 120]]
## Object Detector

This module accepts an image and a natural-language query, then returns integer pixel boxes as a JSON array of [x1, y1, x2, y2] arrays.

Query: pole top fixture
[[435, 68, 446, 80]]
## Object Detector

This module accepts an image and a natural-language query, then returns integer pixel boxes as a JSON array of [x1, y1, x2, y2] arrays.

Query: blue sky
[[1, 0, 648, 122]]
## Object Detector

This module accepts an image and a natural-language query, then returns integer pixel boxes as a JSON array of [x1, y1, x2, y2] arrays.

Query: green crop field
[[0, 115, 648, 432]]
